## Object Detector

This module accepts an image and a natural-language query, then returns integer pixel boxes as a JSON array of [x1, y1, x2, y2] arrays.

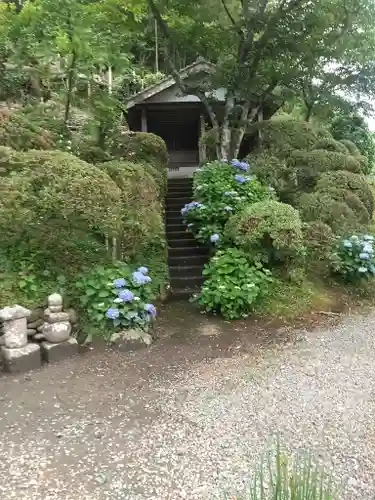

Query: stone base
[[110, 329, 153, 352], [1, 343, 41, 374], [41, 338, 78, 364]]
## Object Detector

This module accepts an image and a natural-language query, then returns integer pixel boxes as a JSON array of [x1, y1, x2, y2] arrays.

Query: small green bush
[[193, 248, 273, 319], [315, 138, 349, 154], [330, 234, 375, 282], [225, 200, 305, 275], [299, 192, 359, 234], [0, 110, 56, 151], [74, 262, 157, 339], [303, 221, 335, 275], [182, 160, 272, 245], [340, 139, 361, 156], [315, 170, 374, 218]]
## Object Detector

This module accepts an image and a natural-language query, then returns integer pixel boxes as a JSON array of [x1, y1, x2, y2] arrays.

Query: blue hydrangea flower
[[137, 266, 149, 275], [144, 303, 157, 318], [359, 252, 370, 260], [210, 233, 220, 243], [363, 243, 373, 253], [181, 201, 203, 216], [224, 191, 238, 197], [363, 234, 374, 242], [230, 159, 249, 172], [343, 240, 352, 248], [118, 289, 134, 302], [358, 267, 368, 273], [132, 271, 152, 286], [234, 174, 248, 184], [224, 206, 233, 212], [114, 278, 127, 288], [187, 223, 194, 228], [106, 308, 120, 320]]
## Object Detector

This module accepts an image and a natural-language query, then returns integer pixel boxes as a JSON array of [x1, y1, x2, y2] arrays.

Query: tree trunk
[[304, 104, 313, 122], [64, 51, 77, 125], [219, 95, 235, 160]]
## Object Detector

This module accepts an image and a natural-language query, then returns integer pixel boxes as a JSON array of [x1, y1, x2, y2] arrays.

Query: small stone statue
[[39, 293, 78, 363], [0, 305, 41, 373]]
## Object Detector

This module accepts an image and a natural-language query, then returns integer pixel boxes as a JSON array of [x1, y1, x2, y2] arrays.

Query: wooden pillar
[[141, 107, 148, 132], [199, 114, 206, 163]]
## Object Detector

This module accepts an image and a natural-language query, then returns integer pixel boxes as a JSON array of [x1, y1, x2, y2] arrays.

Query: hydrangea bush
[[75, 262, 157, 338], [330, 234, 375, 282], [181, 160, 272, 245], [192, 248, 274, 320]]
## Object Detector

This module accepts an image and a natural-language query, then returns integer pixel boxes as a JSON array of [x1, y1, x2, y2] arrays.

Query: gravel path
[[1, 308, 375, 499]]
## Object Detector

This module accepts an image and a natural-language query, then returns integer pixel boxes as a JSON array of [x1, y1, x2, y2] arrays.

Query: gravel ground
[[1, 307, 375, 499]]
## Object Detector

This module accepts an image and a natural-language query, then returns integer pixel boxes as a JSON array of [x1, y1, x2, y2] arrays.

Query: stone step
[[168, 246, 209, 258], [166, 198, 192, 209], [168, 237, 198, 249], [168, 253, 208, 267], [166, 212, 184, 223], [166, 229, 191, 239], [170, 275, 205, 290], [166, 222, 186, 232], [168, 288, 200, 300], [166, 189, 193, 198], [169, 265, 204, 278]]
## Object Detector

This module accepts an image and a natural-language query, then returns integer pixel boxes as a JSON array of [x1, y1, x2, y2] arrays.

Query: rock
[[110, 329, 153, 352], [33, 333, 45, 341], [66, 308, 78, 324], [27, 329, 37, 336], [0, 335, 4, 346], [1, 343, 41, 374], [41, 322, 71, 343], [27, 308, 44, 323], [0, 305, 31, 322], [47, 293, 63, 312], [41, 338, 78, 364], [44, 311, 70, 324], [37, 325, 44, 332], [3, 318, 28, 349], [27, 319, 44, 329]]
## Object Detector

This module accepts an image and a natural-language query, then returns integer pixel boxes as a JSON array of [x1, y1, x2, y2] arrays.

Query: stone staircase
[[166, 177, 209, 298]]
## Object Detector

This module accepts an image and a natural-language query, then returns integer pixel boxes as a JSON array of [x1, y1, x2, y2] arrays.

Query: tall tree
[[148, 0, 375, 160]]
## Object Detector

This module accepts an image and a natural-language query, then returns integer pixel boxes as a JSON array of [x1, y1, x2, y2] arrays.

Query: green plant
[[315, 170, 373, 218], [330, 234, 375, 282], [302, 222, 335, 275], [235, 442, 336, 499], [193, 248, 273, 319], [298, 192, 360, 235], [182, 160, 272, 245], [225, 200, 305, 276], [74, 262, 157, 338], [315, 138, 349, 154]]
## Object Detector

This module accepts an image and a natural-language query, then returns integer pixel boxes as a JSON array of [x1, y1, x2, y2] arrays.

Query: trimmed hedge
[[315, 138, 349, 154], [225, 200, 305, 275], [315, 170, 374, 218], [99, 160, 168, 288], [0, 110, 56, 151], [299, 192, 359, 234]]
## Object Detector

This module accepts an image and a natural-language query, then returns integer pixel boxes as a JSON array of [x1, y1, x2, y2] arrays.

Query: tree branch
[[220, 0, 237, 27]]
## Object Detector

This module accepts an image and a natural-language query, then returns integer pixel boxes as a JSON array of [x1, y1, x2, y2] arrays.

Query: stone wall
[[0, 294, 78, 374]]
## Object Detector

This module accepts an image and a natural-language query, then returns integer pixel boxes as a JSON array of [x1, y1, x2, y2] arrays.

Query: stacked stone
[[0, 305, 41, 373], [39, 293, 78, 363]]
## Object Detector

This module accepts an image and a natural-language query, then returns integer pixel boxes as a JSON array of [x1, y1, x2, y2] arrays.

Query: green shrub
[[0, 110, 56, 151], [315, 170, 374, 218], [330, 234, 375, 282], [251, 117, 318, 157], [225, 200, 305, 275], [182, 160, 272, 245], [340, 139, 361, 156], [16, 103, 71, 142], [73, 138, 112, 164], [302, 221, 335, 275], [193, 248, 273, 319], [109, 131, 168, 172], [74, 262, 157, 339], [299, 192, 359, 234], [99, 160, 168, 290], [315, 138, 349, 154]]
